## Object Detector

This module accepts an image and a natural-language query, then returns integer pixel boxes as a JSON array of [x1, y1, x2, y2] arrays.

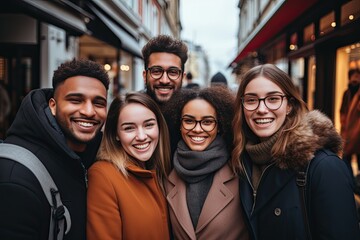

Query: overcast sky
[[180, 0, 239, 83]]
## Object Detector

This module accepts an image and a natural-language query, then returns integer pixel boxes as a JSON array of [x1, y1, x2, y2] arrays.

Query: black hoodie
[[0, 88, 102, 239]]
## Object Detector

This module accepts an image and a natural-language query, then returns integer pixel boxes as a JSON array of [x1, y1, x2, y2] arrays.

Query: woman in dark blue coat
[[231, 64, 360, 240]]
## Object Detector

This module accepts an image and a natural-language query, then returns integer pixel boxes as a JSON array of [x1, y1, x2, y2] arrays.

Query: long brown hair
[[97, 92, 171, 192], [231, 64, 308, 174]]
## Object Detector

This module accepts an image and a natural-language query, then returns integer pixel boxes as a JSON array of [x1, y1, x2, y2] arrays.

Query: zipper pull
[[80, 162, 88, 188], [251, 190, 257, 215]]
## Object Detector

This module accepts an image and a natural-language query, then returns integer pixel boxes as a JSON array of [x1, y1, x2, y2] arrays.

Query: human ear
[[48, 98, 56, 116]]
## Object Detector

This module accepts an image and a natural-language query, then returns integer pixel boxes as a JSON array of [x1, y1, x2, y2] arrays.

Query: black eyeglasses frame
[[146, 66, 183, 81], [241, 95, 287, 111], [181, 117, 218, 132]]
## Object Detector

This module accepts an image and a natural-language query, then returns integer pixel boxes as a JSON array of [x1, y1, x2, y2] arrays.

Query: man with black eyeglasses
[[141, 35, 188, 158], [141, 35, 188, 107]]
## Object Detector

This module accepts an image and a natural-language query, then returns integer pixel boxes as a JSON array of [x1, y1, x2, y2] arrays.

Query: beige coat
[[166, 164, 249, 240]]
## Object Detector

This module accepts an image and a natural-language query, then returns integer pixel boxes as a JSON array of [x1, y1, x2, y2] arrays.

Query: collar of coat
[[274, 110, 342, 170]]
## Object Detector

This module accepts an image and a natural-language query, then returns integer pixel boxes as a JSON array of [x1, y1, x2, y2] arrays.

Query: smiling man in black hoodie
[[0, 59, 109, 240]]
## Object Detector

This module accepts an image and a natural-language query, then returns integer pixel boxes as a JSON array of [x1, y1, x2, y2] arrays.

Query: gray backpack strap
[[0, 143, 71, 240]]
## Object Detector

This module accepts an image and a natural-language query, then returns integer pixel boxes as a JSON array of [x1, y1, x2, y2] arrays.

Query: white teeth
[[158, 88, 171, 91], [134, 143, 150, 149], [255, 118, 273, 124], [77, 122, 94, 127], [191, 136, 205, 142]]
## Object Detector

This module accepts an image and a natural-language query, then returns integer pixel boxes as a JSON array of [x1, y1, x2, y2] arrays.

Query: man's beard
[[145, 84, 163, 105], [145, 78, 182, 105]]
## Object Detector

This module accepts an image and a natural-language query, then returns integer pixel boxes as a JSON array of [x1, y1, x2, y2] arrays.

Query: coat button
[[274, 208, 281, 216]]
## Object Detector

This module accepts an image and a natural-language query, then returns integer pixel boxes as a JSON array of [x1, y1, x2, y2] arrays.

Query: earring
[[115, 136, 120, 141]]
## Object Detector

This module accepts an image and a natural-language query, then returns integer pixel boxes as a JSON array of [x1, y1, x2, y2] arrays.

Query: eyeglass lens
[[148, 67, 181, 81], [181, 118, 217, 132], [242, 95, 285, 110]]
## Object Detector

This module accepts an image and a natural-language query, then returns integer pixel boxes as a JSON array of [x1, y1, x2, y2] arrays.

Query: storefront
[[231, 0, 360, 130], [0, 0, 144, 137], [0, 0, 88, 138], [80, 2, 142, 100]]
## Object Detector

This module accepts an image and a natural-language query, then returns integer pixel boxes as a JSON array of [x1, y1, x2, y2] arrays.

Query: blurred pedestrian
[[163, 86, 249, 239], [184, 72, 199, 89], [210, 72, 227, 87], [344, 86, 360, 199], [232, 64, 360, 239], [0, 59, 109, 239], [87, 92, 171, 239], [142, 35, 188, 108], [340, 68, 360, 176]]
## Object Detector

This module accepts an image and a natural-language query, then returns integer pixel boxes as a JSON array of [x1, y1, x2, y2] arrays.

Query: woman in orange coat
[[87, 92, 171, 239]]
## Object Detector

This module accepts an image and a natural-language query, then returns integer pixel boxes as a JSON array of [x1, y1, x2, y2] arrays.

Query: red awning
[[230, 0, 319, 66]]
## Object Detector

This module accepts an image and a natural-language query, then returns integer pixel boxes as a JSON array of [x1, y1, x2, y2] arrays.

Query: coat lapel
[[166, 170, 196, 239], [196, 165, 236, 232]]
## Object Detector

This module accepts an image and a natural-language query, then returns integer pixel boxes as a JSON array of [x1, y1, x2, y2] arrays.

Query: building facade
[[0, 0, 181, 138], [184, 40, 210, 87], [230, 0, 360, 131]]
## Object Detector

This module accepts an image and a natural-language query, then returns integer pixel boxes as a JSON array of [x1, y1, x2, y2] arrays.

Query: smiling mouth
[[190, 136, 206, 143], [76, 121, 95, 127], [254, 118, 274, 124], [73, 119, 100, 128], [133, 142, 150, 150], [155, 86, 173, 94]]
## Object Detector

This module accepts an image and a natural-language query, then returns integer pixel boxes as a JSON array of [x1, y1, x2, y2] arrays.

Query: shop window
[[303, 23, 315, 44], [290, 58, 304, 96], [289, 33, 298, 51], [117, 50, 133, 94], [263, 36, 286, 63], [320, 11, 335, 36], [335, 42, 360, 132], [0, 57, 6, 81], [341, 0, 360, 26], [348, 42, 360, 69], [307, 56, 316, 111]]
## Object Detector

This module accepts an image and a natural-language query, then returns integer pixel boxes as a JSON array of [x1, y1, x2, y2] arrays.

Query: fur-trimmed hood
[[276, 110, 343, 170]]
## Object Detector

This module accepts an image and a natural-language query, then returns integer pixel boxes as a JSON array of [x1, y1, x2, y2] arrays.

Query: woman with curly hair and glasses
[[232, 64, 360, 239], [163, 86, 249, 239]]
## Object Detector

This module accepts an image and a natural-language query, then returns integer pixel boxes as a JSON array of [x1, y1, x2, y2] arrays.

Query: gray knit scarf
[[173, 136, 228, 228]]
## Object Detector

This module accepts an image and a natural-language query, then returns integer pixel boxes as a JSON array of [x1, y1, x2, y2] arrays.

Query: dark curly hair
[[163, 85, 235, 152], [141, 35, 188, 70], [348, 68, 360, 79], [52, 58, 110, 91]]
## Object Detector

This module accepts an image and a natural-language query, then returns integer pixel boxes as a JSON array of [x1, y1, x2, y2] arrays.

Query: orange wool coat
[[165, 164, 249, 240], [87, 161, 170, 240]]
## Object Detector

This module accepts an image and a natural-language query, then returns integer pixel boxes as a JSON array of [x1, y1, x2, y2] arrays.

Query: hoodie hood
[[6, 88, 80, 160], [275, 110, 342, 170]]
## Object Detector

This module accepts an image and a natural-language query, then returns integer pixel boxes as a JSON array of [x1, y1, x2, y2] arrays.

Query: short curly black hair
[[163, 85, 235, 151], [348, 68, 360, 79], [141, 35, 188, 70], [52, 58, 110, 91]]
